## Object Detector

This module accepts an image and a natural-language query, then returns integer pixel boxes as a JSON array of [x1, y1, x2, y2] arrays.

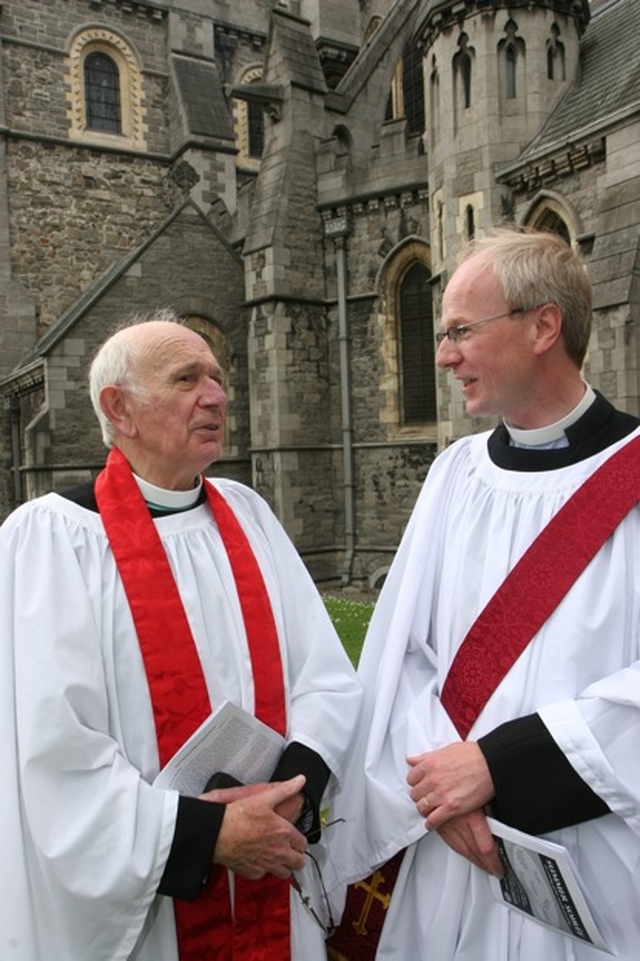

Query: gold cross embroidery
[[351, 869, 392, 936]]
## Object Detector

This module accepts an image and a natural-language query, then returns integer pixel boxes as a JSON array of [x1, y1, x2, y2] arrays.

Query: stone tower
[[416, 0, 591, 444]]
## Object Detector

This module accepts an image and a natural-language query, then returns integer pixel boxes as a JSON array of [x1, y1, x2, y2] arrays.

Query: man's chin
[[463, 398, 493, 420]]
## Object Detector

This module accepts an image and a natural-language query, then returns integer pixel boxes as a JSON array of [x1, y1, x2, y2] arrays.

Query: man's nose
[[435, 337, 460, 368], [201, 378, 227, 405]]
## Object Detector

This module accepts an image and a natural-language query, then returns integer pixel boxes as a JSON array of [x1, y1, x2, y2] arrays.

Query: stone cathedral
[[0, 0, 638, 587]]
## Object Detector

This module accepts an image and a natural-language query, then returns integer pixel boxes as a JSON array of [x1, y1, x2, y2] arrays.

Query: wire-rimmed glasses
[[291, 848, 336, 937], [436, 306, 537, 345]]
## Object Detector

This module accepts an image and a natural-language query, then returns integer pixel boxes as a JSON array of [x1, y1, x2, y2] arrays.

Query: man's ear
[[532, 302, 564, 356], [99, 385, 137, 438]]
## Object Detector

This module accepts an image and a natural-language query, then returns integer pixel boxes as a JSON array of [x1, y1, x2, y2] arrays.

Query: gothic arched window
[[84, 52, 121, 133], [453, 34, 473, 112], [399, 263, 436, 424], [547, 24, 566, 81], [499, 20, 525, 104], [532, 209, 571, 245], [67, 29, 146, 149]]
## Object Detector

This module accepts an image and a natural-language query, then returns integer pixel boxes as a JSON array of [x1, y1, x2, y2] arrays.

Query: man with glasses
[[328, 228, 640, 960]]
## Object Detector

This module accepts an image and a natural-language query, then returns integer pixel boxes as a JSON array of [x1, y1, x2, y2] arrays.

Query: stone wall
[[7, 141, 177, 331]]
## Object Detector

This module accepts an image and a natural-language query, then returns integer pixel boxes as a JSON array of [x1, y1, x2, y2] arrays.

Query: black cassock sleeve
[[271, 741, 331, 844], [158, 796, 223, 901], [478, 713, 610, 835]]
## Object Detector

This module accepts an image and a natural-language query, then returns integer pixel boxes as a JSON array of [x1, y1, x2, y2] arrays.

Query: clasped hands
[[406, 742, 504, 877], [201, 773, 308, 882]]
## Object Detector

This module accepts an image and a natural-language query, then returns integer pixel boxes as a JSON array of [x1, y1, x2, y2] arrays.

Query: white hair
[[89, 307, 183, 446]]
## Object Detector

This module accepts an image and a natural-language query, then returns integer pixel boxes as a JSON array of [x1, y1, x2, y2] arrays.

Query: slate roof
[[268, 7, 327, 94], [172, 57, 234, 142], [521, 0, 640, 158]]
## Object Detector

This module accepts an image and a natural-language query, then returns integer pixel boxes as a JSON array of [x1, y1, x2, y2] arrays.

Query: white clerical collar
[[505, 384, 596, 449], [133, 473, 203, 511]]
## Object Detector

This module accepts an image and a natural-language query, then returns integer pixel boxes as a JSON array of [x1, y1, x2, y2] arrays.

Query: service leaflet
[[153, 699, 284, 796], [487, 817, 616, 955]]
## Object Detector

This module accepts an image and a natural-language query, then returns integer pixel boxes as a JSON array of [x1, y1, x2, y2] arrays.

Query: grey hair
[[458, 227, 592, 368], [89, 307, 183, 446]]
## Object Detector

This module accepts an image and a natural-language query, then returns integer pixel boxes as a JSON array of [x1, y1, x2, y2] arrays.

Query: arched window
[[453, 34, 473, 112], [546, 24, 566, 81], [66, 29, 146, 149], [499, 20, 525, 105], [84, 52, 121, 133], [531, 208, 571, 245], [465, 204, 475, 241], [399, 263, 436, 424]]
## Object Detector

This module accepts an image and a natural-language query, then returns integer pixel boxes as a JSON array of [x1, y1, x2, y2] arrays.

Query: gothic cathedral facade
[[0, 0, 638, 586]]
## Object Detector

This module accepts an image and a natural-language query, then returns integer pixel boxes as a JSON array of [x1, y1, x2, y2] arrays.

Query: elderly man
[[329, 228, 640, 960], [0, 312, 361, 961]]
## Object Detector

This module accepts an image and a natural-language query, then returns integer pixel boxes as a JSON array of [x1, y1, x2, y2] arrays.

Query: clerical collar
[[133, 473, 203, 512], [505, 384, 596, 449]]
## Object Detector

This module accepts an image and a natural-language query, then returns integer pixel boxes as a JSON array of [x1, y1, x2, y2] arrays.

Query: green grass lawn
[[322, 594, 375, 666]]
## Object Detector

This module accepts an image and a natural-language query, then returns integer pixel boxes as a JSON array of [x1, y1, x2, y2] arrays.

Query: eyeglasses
[[436, 306, 531, 345], [291, 849, 336, 937]]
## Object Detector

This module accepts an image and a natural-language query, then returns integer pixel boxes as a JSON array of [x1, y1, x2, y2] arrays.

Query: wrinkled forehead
[[129, 323, 217, 373]]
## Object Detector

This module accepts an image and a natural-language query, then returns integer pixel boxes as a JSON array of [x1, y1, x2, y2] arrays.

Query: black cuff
[[478, 713, 610, 835], [271, 741, 330, 844], [158, 796, 224, 901]]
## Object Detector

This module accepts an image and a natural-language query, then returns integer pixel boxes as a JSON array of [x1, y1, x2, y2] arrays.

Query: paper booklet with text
[[153, 698, 331, 929], [153, 700, 285, 796], [487, 817, 616, 955]]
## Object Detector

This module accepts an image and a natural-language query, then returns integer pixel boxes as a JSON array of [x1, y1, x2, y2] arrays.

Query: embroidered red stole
[[328, 433, 640, 960], [441, 433, 640, 736], [95, 447, 291, 961]]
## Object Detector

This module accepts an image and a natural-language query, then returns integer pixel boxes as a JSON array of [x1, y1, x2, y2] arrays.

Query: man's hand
[[406, 741, 494, 827], [406, 742, 503, 876], [202, 774, 308, 880], [199, 775, 305, 825], [436, 809, 504, 877]]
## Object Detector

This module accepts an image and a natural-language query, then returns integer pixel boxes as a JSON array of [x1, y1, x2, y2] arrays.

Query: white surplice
[[327, 427, 640, 961], [0, 478, 362, 961]]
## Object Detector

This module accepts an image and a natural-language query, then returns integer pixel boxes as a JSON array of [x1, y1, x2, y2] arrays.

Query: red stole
[[328, 432, 640, 960], [441, 433, 640, 736], [95, 447, 291, 961]]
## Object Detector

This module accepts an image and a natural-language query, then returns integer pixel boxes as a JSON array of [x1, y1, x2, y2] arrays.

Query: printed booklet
[[153, 699, 284, 796], [487, 817, 616, 955]]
